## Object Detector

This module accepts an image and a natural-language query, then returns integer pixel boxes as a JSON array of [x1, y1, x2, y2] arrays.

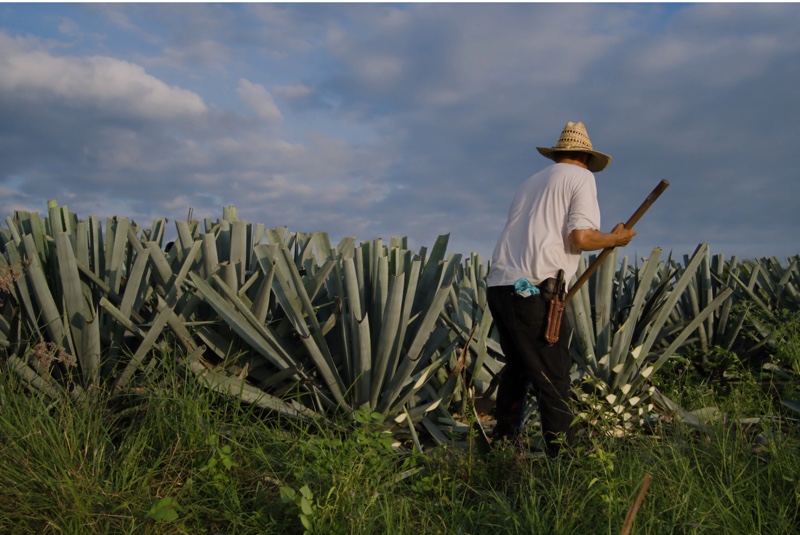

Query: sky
[[1, 2, 799, 263]]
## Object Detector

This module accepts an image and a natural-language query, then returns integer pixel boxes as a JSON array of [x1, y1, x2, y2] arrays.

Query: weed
[[0, 349, 797, 534]]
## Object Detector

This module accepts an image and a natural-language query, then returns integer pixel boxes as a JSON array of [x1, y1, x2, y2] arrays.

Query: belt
[[537, 277, 557, 292], [491, 277, 557, 293]]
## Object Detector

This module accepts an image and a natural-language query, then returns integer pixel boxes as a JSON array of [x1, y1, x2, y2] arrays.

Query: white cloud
[[0, 31, 207, 120], [236, 79, 283, 123], [58, 18, 80, 37], [3, 4, 800, 260], [628, 4, 796, 88]]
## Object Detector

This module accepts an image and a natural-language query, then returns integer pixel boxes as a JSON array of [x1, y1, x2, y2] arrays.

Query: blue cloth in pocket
[[513, 278, 540, 297]]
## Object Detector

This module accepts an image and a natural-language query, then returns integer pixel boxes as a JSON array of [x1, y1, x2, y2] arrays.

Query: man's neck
[[556, 157, 589, 170]]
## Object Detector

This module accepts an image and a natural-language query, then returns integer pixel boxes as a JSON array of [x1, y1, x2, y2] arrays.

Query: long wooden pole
[[565, 179, 670, 304], [620, 473, 653, 535]]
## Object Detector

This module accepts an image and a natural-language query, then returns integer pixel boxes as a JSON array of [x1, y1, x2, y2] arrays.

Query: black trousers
[[487, 285, 575, 456]]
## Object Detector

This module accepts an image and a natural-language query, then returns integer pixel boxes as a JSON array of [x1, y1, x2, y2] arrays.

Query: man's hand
[[610, 223, 636, 246], [569, 224, 637, 251]]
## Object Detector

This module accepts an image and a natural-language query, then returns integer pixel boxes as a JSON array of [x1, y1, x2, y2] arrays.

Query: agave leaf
[[185, 344, 319, 420], [638, 243, 710, 359], [74, 221, 91, 273], [389, 347, 453, 416], [166, 239, 202, 304], [201, 233, 220, 278], [370, 271, 405, 407], [112, 303, 172, 393], [80, 301, 101, 385], [343, 256, 372, 406], [21, 235, 67, 347], [568, 255, 597, 365], [55, 231, 100, 383], [99, 297, 146, 338], [567, 281, 597, 374], [4, 240, 43, 341], [714, 256, 739, 345], [467, 308, 495, 389], [603, 248, 661, 388], [413, 234, 449, 313], [335, 236, 356, 260], [47, 200, 65, 235], [230, 221, 248, 285], [727, 270, 771, 313], [103, 218, 130, 294], [7, 353, 64, 400], [389, 258, 422, 376], [257, 246, 349, 408], [252, 258, 275, 325], [370, 245, 389, 342], [5, 215, 23, 246], [175, 220, 195, 259], [106, 249, 152, 359], [279, 246, 349, 407], [378, 257, 457, 414], [609, 248, 663, 387], [264, 226, 289, 246], [216, 220, 232, 264], [421, 415, 451, 446], [190, 272, 294, 371], [594, 248, 618, 361], [631, 287, 734, 393], [143, 242, 175, 295], [700, 247, 714, 346], [305, 258, 337, 303], [686, 278, 708, 352]]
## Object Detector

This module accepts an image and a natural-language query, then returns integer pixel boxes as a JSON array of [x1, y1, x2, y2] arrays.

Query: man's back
[[486, 162, 601, 287]]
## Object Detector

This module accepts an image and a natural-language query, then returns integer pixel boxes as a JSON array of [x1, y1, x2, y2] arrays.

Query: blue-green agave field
[[1, 201, 798, 445]]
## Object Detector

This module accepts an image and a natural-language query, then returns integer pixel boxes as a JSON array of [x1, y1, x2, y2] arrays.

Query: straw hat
[[536, 121, 611, 173]]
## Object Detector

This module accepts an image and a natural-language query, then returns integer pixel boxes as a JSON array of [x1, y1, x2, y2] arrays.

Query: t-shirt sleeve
[[566, 176, 601, 233]]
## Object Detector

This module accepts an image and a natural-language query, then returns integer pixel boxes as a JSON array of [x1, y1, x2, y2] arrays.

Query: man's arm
[[569, 223, 636, 251]]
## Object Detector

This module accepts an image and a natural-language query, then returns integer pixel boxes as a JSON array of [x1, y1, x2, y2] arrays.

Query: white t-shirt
[[486, 163, 601, 287]]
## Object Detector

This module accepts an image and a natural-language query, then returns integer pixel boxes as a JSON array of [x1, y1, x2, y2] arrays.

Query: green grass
[[1, 362, 798, 534]]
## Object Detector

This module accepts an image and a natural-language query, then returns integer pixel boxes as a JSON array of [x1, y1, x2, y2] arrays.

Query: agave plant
[[664, 247, 761, 358], [188, 229, 467, 421], [1, 201, 485, 443], [0, 202, 319, 418], [567, 243, 734, 431], [719, 255, 800, 359], [6, 200, 795, 447]]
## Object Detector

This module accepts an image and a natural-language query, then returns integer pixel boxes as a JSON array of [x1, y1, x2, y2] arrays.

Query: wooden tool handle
[[565, 179, 670, 303], [623, 179, 670, 229]]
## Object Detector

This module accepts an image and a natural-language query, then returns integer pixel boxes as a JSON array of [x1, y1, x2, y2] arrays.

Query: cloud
[[2, 3, 800, 261], [237, 79, 283, 123], [298, 3, 800, 258], [0, 23, 399, 244], [0, 31, 207, 120], [274, 84, 313, 100], [146, 40, 232, 72]]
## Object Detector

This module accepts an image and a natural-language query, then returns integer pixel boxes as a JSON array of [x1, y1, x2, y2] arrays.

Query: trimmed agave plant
[[667, 247, 758, 358], [4, 199, 793, 447], [721, 255, 800, 359], [188, 229, 467, 425], [1, 202, 316, 418], [567, 243, 733, 433], [0, 201, 479, 441]]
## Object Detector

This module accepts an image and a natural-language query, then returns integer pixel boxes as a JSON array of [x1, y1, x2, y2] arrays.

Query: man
[[486, 121, 635, 456]]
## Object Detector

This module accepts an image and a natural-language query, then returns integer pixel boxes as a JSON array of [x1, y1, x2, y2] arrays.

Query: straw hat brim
[[536, 147, 612, 173]]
